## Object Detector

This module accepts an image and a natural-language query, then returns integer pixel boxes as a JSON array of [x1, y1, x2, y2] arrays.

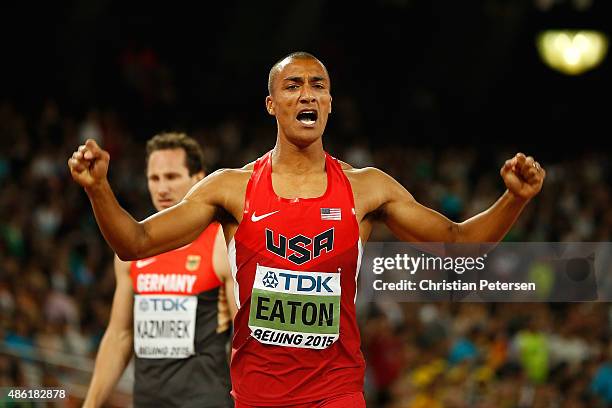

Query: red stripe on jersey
[[230, 151, 365, 405]]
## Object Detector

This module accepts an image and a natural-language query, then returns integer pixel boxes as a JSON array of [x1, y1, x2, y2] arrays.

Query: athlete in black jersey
[[83, 133, 236, 408]]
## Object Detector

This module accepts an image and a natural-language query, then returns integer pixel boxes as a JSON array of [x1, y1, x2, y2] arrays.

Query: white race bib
[[134, 294, 197, 359], [248, 265, 341, 350]]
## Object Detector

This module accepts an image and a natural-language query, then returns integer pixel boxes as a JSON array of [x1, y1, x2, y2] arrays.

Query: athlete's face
[[266, 58, 332, 146], [147, 149, 203, 211]]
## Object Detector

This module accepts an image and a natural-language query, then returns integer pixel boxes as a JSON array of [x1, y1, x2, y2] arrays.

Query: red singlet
[[229, 152, 365, 405]]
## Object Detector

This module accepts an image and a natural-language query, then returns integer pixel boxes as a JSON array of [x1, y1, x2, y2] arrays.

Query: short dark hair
[[267, 51, 329, 95], [145, 132, 205, 176]]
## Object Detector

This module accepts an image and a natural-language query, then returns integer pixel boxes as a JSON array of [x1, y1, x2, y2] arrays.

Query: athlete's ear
[[329, 95, 332, 114], [265, 95, 275, 116]]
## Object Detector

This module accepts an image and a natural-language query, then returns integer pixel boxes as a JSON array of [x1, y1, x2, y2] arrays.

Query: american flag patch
[[321, 208, 341, 220]]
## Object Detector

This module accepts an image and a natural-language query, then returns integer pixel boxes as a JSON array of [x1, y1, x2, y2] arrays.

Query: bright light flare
[[536, 30, 608, 75]]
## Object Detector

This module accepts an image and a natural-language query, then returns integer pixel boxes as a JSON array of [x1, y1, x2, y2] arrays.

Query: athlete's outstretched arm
[[68, 139, 225, 260], [83, 256, 133, 408], [371, 153, 545, 243]]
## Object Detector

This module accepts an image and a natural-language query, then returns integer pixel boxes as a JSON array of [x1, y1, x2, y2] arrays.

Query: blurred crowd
[[0, 99, 610, 407], [361, 303, 611, 408]]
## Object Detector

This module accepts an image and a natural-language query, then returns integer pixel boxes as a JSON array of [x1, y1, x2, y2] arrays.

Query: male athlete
[[82, 133, 236, 408], [69, 52, 545, 407]]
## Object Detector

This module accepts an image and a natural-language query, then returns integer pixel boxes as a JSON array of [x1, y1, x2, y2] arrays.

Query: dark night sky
[[1, 0, 611, 158]]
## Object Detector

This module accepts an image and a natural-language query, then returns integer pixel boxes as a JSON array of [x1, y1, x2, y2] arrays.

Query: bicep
[[377, 172, 457, 242], [137, 173, 223, 259]]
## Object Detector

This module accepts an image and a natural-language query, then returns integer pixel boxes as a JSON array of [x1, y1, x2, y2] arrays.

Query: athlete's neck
[[271, 139, 325, 176]]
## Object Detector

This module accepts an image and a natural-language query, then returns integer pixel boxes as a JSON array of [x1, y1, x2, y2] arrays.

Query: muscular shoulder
[[343, 166, 394, 187], [342, 166, 407, 218], [212, 166, 254, 182], [241, 161, 256, 171], [188, 167, 251, 202], [215, 167, 253, 186], [185, 166, 253, 223], [337, 160, 353, 170], [337, 160, 387, 181]]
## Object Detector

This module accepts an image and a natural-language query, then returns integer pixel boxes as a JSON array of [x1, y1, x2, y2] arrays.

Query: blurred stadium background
[[1, 0, 611, 407]]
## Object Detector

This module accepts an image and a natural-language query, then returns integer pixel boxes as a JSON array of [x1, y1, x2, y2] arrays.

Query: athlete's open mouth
[[296, 110, 318, 125]]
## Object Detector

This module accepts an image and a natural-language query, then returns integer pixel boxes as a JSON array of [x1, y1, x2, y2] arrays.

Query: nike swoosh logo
[[136, 258, 156, 268], [251, 210, 280, 222]]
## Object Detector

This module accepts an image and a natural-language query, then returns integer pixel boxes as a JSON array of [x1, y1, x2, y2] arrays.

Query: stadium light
[[536, 30, 608, 75]]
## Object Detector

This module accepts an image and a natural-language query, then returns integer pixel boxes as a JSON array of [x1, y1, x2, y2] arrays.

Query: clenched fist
[[67, 139, 110, 189], [501, 152, 546, 201]]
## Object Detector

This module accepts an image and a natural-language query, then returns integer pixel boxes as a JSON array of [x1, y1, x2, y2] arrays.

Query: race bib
[[248, 265, 341, 349], [134, 294, 197, 359]]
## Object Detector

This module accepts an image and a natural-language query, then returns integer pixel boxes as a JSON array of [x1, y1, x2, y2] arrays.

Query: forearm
[[457, 190, 528, 242], [85, 180, 145, 259], [83, 330, 133, 408]]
